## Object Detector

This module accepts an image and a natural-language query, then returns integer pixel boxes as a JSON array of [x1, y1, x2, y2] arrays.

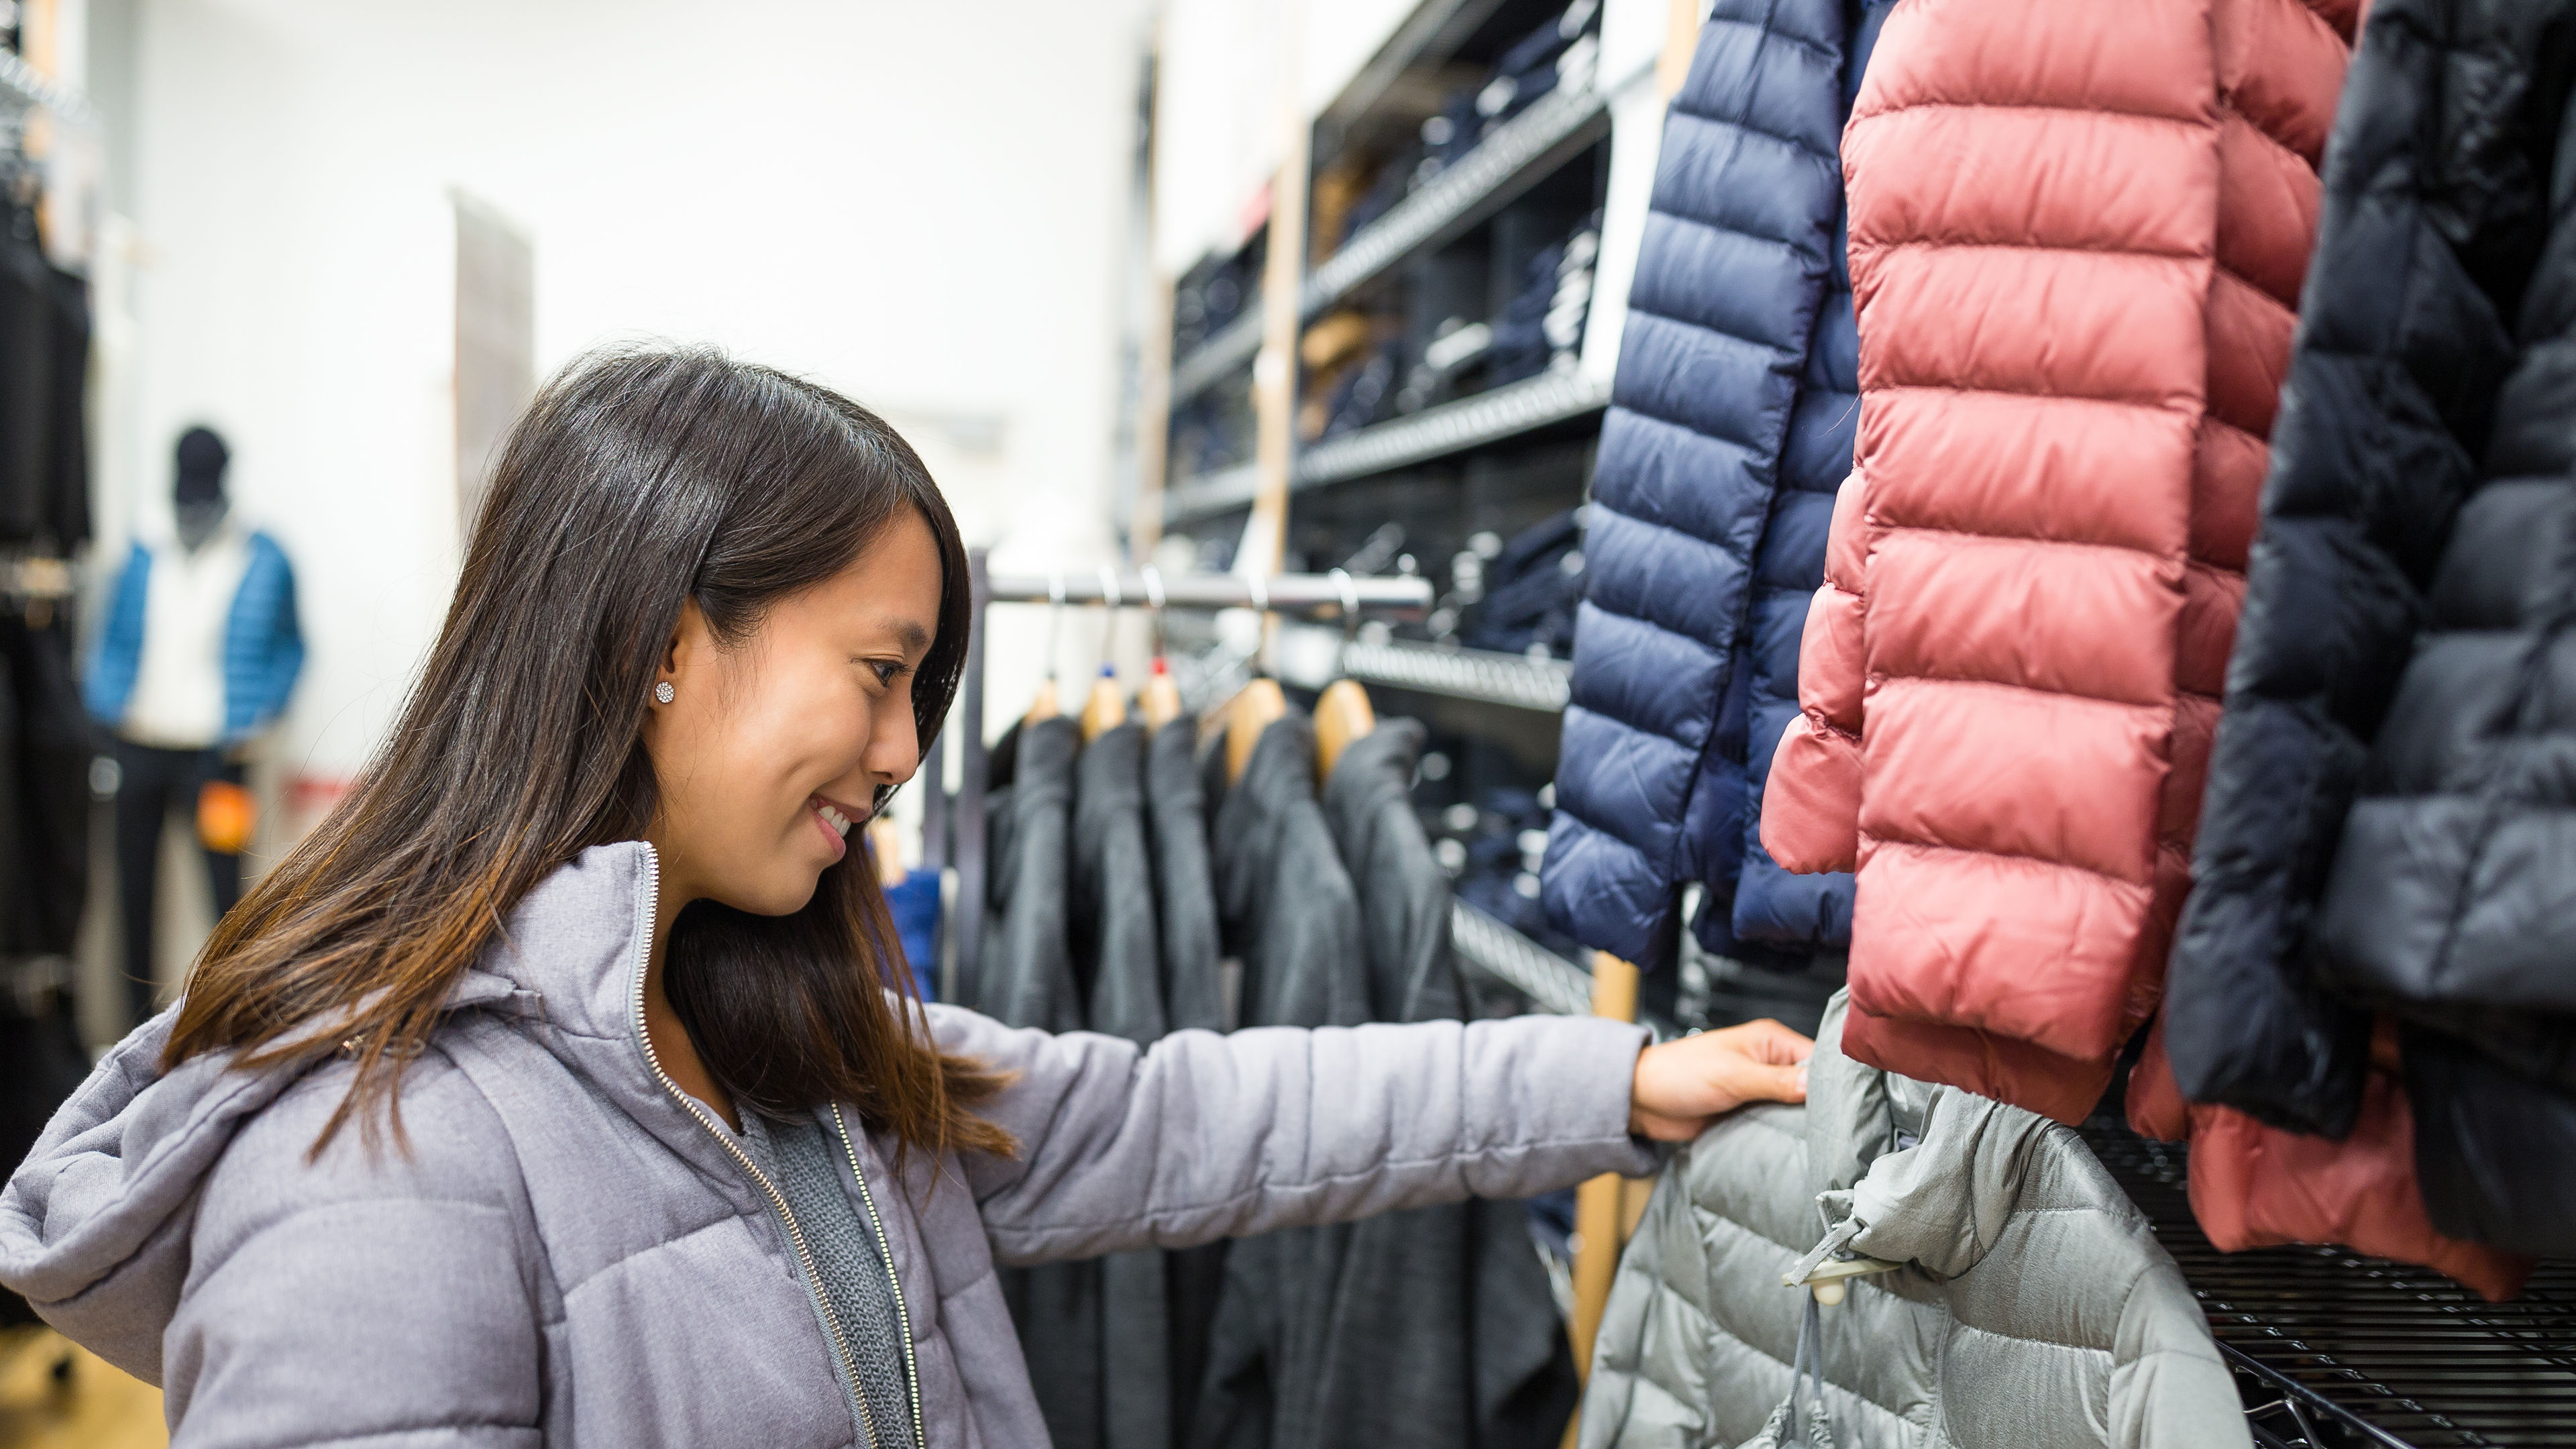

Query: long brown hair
[[167, 345, 1012, 1161]]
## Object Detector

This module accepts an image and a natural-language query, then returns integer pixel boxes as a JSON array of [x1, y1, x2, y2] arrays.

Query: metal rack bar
[[983, 569, 1432, 616]]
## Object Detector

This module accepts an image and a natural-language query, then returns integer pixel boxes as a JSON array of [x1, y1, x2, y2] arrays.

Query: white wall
[[116, 0, 1155, 785]]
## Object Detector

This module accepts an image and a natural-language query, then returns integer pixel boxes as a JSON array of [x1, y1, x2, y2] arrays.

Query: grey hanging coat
[[975, 716, 1104, 1442], [1580, 995, 2244, 1449], [1316, 719, 1583, 1449], [1070, 718, 1174, 1449], [1193, 712, 1373, 1449]]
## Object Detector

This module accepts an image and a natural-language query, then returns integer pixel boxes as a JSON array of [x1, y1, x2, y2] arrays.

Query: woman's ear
[[645, 600, 712, 730]]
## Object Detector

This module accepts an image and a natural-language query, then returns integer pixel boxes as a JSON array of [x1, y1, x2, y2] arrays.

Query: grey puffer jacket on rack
[[0, 841, 1661, 1449], [1580, 996, 2243, 1449]]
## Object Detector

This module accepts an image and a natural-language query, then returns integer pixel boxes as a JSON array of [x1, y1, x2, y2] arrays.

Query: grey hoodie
[[0, 841, 1656, 1448]]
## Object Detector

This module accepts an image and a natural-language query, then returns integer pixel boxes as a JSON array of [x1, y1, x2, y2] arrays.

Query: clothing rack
[[922, 548, 1434, 1006]]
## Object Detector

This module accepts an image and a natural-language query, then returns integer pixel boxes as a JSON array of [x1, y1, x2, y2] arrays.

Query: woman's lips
[[808, 798, 853, 859]]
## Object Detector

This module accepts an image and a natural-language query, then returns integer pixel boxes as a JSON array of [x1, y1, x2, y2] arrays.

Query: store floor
[[0, 1330, 165, 1449]]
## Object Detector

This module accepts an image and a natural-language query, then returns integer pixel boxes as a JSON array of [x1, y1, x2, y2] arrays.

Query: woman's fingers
[[1713, 1017, 1815, 1066], [1628, 1028, 1814, 1139]]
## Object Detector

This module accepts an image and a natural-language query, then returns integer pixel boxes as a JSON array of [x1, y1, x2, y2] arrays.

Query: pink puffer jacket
[[1762, 0, 2353, 1122]]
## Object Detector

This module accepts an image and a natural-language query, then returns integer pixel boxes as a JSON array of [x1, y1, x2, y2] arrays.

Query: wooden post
[[1568, 951, 1642, 1379], [1656, 0, 1701, 99], [1246, 7, 1309, 584]]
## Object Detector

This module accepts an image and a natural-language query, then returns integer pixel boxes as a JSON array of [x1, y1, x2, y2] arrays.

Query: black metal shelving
[[2083, 1120, 2576, 1448]]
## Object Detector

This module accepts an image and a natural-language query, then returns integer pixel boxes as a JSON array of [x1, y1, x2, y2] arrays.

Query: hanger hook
[[1330, 568, 1361, 645], [1044, 569, 1067, 679], [1248, 572, 1269, 615], [1140, 564, 1168, 661], [1099, 566, 1122, 610]]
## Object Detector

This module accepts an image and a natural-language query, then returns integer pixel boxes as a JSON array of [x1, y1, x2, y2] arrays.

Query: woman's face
[[641, 508, 944, 916]]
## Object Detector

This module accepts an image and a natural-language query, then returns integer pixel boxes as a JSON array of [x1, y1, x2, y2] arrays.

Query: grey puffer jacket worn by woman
[[0, 842, 1656, 1448]]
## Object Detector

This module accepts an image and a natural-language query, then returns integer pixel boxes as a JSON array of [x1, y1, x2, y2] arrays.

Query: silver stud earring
[[654, 682, 675, 704]]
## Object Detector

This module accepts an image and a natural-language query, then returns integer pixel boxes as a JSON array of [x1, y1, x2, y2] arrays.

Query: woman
[[0, 347, 1809, 1448]]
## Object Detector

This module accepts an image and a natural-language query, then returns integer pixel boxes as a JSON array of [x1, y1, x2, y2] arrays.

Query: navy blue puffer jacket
[[1543, 0, 1880, 969]]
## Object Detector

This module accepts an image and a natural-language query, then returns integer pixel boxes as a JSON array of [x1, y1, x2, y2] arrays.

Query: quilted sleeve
[[1760, 467, 1868, 873], [934, 1006, 1656, 1265], [2162, 0, 2566, 1136], [163, 1056, 543, 1448]]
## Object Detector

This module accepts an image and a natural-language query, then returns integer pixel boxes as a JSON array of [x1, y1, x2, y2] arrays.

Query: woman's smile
[[808, 795, 860, 857]]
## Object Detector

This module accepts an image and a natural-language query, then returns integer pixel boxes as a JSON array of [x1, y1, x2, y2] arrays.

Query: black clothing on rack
[[1075, 720, 1166, 1044], [1144, 717, 1224, 1035], [1070, 718, 1175, 1449], [1199, 714, 1368, 1030], [1313, 720, 1581, 1449], [2158, 0, 2576, 1255], [976, 718, 1081, 1034], [1192, 712, 1371, 1449], [44, 265, 89, 549], [1142, 716, 1228, 1443], [0, 203, 52, 543], [973, 717, 1105, 1447], [0, 610, 87, 960]]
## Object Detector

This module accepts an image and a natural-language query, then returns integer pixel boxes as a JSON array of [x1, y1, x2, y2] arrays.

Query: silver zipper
[[831, 1104, 927, 1449], [629, 845, 882, 1449]]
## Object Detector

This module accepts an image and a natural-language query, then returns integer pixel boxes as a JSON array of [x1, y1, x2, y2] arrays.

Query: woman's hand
[[1628, 1018, 1814, 1142]]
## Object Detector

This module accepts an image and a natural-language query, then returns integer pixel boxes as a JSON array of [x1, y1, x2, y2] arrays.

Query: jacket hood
[[0, 842, 663, 1355]]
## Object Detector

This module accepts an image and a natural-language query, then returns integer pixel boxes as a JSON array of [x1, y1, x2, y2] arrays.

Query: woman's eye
[[867, 659, 908, 688]]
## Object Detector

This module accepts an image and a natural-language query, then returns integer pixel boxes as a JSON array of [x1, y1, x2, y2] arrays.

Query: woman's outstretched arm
[[937, 1007, 1809, 1266]]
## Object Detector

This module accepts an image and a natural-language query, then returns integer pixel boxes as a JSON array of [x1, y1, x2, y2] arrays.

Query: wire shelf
[[1169, 309, 1266, 405], [1304, 80, 1611, 317], [1452, 900, 1593, 1018], [2082, 1119, 2576, 1448], [1296, 366, 1613, 488], [1341, 637, 1571, 712]]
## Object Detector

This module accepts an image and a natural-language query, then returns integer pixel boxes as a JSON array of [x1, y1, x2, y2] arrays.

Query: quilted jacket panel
[[1546, 0, 1868, 969], [1761, 0, 2351, 1122]]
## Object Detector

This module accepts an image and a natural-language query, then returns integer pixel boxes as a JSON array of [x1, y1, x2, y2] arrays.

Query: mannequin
[[83, 427, 305, 1028]]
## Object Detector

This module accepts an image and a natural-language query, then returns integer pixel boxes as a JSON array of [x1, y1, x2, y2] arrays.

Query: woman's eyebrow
[[892, 621, 932, 654]]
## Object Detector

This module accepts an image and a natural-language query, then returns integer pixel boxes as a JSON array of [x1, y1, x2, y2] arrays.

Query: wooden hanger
[[1224, 570, 1287, 782], [1081, 663, 1127, 741], [1313, 568, 1375, 778], [1081, 566, 1130, 741], [1139, 658, 1183, 730], [1225, 678, 1287, 783]]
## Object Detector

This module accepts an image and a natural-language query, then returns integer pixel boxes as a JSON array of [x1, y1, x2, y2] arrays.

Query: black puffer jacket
[[2164, 0, 2576, 1142]]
